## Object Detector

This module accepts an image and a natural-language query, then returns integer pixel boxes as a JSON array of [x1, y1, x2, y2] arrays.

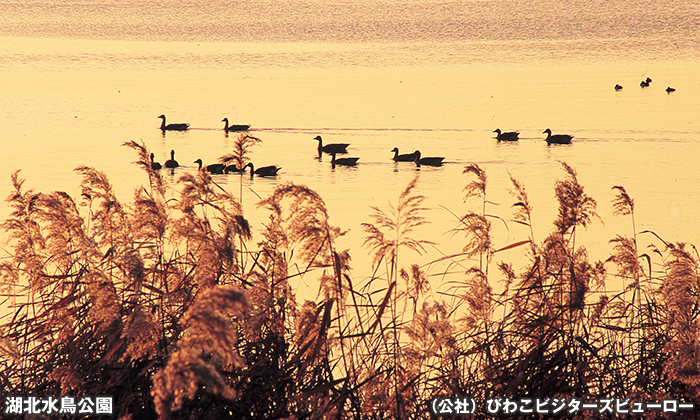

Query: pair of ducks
[[615, 78, 655, 90], [149, 151, 280, 176], [314, 135, 359, 168], [494, 128, 573, 145], [149, 150, 179, 170], [390, 148, 444, 167], [158, 115, 250, 132], [195, 159, 281, 177]]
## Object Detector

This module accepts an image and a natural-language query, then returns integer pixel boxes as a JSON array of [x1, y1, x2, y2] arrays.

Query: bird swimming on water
[[164, 150, 179, 168], [614, 84, 623, 91], [391, 148, 419, 162], [493, 129, 519, 141], [194, 159, 225, 174], [224, 163, 246, 174], [150, 153, 162, 170], [413, 150, 444, 167], [222, 118, 250, 132], [330, 152, 359, 168], [543, 128, 573, 145], [666, 86, 676, 93], [245, 162, 281, 177], [158, 115, 190, 131], [314, 135, 349, 156], [640, 77, 652, 88]]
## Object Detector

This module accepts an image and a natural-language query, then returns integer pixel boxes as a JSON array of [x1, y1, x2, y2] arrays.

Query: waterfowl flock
[[154, 78, 675, 179], [180, 157, 281, 177], [159, 115, 251, 132], [151, 115, 584, 180], [615, 75, 678, 94]]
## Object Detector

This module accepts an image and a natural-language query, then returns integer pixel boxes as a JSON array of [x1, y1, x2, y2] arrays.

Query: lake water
[[1, 0, 699, 295]]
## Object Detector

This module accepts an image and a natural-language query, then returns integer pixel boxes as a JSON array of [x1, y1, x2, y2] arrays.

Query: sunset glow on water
[[1, 0, 699, 417]]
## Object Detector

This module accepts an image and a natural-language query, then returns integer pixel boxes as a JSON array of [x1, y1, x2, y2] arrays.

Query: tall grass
[[1, 147, 698, 419]]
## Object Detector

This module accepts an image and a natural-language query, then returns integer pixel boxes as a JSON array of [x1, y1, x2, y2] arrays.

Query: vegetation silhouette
[[1, 145, 698, 419]]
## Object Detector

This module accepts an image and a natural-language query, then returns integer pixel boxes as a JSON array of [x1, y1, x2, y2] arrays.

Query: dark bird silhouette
[[158, 115, 189, 131], [164, 150, 179, 168], [391, 148, 419, 162], [666, 86, 676, 93], [493, 129, 519, 141], [413, 150, 444, 167], [150, 153, 162, 170], [543, 128, 573, 145], [314, 135, 349, 156], [640, 77, 652, 88], [614, 84, 623, 91], [330, 152, 359, 168], [245, 162, 281, 177], [194, 159, 225, 174], [224, 163, 247, 174], [222, 118, 250, 132]]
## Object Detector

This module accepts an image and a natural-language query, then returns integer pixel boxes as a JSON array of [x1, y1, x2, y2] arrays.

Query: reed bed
[[0, 138, 698, 419]]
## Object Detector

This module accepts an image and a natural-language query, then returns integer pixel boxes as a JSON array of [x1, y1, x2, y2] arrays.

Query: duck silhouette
[[614, 84, 623, 91], [158, 115, 189, 131], [666, 86, 676, 93], [414, 150, 444, 167], [150, 153, 162, 170], [194, 159, 225, 174], [640, 77, 652, 88], [245, 162, 281, 177], [164, 150, 179, 168], [391, 148, 419, 162], [543, 128, 573, 145], [330, 152, 359, 168], [314, 135, 349, 156], [222, 118, 250, 132], [493, 129, 519, 141], [224, 163, 247, 174]]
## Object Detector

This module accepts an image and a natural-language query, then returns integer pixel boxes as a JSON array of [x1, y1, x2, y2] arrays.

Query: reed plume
[[220, 133, 262, 174], [509, 175, 536, 248], [360, 177, 434, 418], [362, 176, 432, 275], [152, 285, 248, 419], [458, 163, 494, 274], [1, 171, 46, 293], [662, 243, 700, 388], [220, 133, 262, 201], [554, 162, 599, 236], [123, 140, 166, 197]]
